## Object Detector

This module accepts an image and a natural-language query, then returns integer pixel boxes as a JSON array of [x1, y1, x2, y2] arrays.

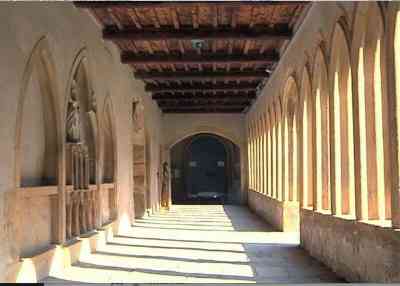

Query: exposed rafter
[[158, 102, 247, 109], [103, 26, 292, 42], [145, 82, 260, 93], [122, 52, 278, 66], [162, 108, 245, 113], [135, 70, 267, 81], [75, 1, 307, 9], [76, 1, 307, 113], [152, 94, 256, 100]]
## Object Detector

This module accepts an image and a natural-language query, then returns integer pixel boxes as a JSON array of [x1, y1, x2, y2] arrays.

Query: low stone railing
[[65, 188, 96, 240]]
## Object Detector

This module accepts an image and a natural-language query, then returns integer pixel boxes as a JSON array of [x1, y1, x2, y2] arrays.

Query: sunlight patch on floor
[[43, 205, 342, 283]]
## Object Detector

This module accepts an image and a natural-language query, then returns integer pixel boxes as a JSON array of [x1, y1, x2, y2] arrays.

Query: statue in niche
[[66, 79, 81, 143], [132, 101, 144, 133], [89, 89, 97, 113]]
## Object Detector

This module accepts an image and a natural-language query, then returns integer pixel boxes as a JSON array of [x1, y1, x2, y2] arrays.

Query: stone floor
[[43, 205, 344, 283]]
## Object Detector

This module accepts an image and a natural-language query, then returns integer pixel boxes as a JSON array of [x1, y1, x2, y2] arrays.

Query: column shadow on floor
[[43, 205, 346, 283]]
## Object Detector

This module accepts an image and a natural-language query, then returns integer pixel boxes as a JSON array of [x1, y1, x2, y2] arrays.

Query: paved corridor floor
[[44, 205, 344, 283]]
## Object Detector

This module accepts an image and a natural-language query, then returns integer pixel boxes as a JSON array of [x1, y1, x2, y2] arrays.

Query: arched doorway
[[170, 133, 241, 204], [186, 135, 227, 203]]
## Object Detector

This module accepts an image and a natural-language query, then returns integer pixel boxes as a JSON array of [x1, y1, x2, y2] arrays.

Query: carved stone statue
[[66, 79, 81, 143], [161, 162, 170, 208], [89, 89, 97, 113]]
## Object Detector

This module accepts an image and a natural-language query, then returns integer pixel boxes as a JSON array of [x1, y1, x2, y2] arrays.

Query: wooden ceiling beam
[[162, 108, 244, 113], [159, 104, 248, 109], [145, 82, 259, 93], [102, 26, 292, 41], [152, 94, 256, 100], [122, 52, 278, 65], [158, 100, 249, 106], [135, 70, 267, 81], [75, 2, 307, 9]]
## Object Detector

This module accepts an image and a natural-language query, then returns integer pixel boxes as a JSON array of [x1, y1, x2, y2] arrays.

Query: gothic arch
[[351, 2, 391, 220], [282, 76, 299, 202], [311, 46, 331, 212], [65, 48, 98, 184], [386, 1, 400, 227], [299, 66, 313, 209], [102, 96, 117, 183], [15, 36, 61, 187], [328, 22, 356, 216], [132, 99, 147, 218]]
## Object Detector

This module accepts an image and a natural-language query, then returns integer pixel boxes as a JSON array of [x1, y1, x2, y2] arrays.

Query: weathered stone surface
[[42, 205, 342, 283], [300, 209, 400, 282], [248, 189, 299, 232]]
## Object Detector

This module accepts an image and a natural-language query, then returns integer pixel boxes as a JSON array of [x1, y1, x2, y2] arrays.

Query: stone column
[[277, 107, 283, 201], [272, 108, 278, 199], [283, 115, 289, 201], [330, 71, 342, 216], [292, 114, 299, 202], [260, 116, 266, 194], [263, 114, 269, 197], [250, 123, 253, 191], [267, 112, 272, 197]]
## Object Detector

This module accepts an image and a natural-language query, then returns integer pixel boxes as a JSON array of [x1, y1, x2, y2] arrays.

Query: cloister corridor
[[3, 1, 400, 284], [43, 205, 342, 283]]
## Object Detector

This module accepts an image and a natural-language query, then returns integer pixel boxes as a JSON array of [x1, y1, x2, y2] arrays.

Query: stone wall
[[0, 2, 163, 281], [301, 209, 400, 282], [245, 1, 400, 283], [248, 190, 299, 232]]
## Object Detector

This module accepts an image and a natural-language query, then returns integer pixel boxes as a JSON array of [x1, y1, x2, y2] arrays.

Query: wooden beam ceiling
[[135, 70, 268, 81], [152, 94, 256, 101], [121, 52, 279, 65], [75, 1, 308, 113], [103, 26, 292, 41], [162, 108, 246, 113], [75, 1, 307, 9], [145, 82, 259, 93]]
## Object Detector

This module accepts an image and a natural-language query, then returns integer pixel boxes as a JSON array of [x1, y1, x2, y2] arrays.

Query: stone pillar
[[272, 108, 278, 199], [256, 119, 260, 192], [283, 115, 289, 201], [260, 116, 265, 194], [267, 112, 272, 197], [330, 71, 342, 216], [263, 114, 269, 197], [292, 115, 298, 202], [313, 88, 322, 211], [249, 124, 254, 190], [276, 108, 283, 201]]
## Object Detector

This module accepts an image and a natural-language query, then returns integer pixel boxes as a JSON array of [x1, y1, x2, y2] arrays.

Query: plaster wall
[[0, 2, 162, 281]]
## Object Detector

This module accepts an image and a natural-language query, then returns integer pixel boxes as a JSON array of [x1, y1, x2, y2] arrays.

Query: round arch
[[170, 132, 242, 204], [166, 127, 241, 151]]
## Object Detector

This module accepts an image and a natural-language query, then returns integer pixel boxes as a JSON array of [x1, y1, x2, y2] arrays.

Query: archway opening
[[170, 133, 241, 204]]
